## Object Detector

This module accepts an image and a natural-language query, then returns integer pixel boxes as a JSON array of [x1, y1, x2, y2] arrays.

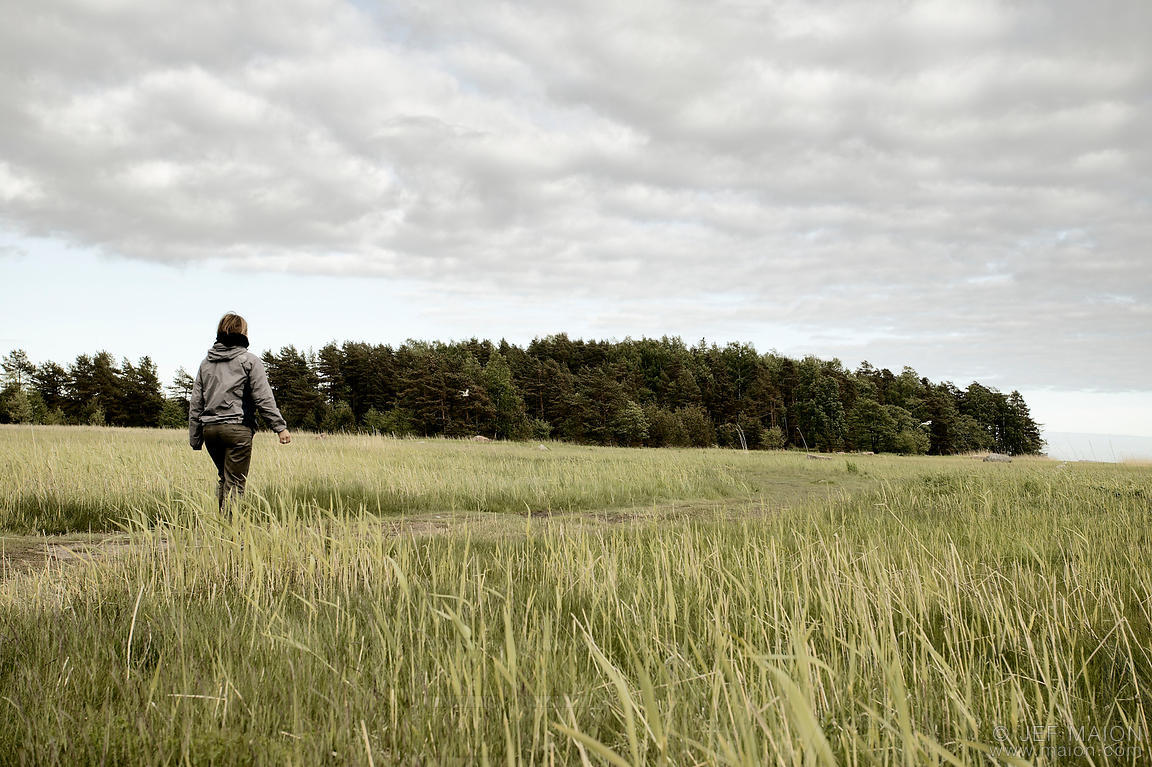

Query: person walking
[[189, 313, 292, 511]]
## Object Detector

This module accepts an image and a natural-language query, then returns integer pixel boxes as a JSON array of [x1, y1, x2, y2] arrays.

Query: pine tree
[[119, 356, 164, 427], [32, 361, 69, 414], [1, 349, 35, 389], [483, 352, 529, 439]]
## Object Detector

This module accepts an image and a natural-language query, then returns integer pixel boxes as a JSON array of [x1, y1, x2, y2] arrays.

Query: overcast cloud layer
[[2, 0, 1149, 390]]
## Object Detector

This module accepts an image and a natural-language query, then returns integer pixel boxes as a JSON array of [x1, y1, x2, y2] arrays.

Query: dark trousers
[[203, 423, 254, 511]]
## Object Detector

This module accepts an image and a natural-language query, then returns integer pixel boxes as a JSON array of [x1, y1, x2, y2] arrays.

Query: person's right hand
[[279, 430, 292, 444]]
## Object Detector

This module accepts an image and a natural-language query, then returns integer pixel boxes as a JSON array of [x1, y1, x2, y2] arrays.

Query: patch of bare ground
[[1, 496, 813, 579], [0, 533, 137, 580], [385, 496, 798, 541]]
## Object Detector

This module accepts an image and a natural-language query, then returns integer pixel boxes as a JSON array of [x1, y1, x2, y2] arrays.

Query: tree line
[[0, 336, 1044, 454]]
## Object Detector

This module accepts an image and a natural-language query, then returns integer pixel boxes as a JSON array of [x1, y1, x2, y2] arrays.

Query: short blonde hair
[[217, 313, 248, 337]]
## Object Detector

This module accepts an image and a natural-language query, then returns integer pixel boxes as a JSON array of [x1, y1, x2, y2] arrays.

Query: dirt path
[[0, 532, 138, 579], [0, 495, 805, 582]]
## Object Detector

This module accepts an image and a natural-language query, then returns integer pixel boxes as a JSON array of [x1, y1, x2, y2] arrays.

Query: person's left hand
[[279, 430, 292, 444]]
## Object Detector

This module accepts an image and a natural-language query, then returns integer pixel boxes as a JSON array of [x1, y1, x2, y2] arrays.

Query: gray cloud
[[1, 0, 1149, 389]]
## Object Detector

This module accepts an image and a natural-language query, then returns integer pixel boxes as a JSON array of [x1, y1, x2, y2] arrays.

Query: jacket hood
[[207, 341, 249, 362]]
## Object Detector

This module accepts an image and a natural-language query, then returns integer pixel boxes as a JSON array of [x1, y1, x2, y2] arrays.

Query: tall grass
[[0, 425, 895, 533], [1, 428, 1149, 764]]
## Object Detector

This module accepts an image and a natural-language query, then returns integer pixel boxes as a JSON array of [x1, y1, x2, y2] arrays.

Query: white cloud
[[0, 162, 42, 202], [0, 0, 1149, 392]]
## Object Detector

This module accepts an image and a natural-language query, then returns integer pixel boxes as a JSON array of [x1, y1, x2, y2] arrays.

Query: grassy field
[[1, 425, 1150, 765], [0, 425, 895, 534]]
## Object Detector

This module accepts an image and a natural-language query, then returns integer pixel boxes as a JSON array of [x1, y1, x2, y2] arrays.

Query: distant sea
[[1042, 432, 1152, 463]]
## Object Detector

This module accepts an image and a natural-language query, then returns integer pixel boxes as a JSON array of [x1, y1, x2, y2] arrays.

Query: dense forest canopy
[[0, 336, 1044, 454]]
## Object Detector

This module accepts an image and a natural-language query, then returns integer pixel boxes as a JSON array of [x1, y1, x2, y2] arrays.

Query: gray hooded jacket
[[189, 340, 287, 449]]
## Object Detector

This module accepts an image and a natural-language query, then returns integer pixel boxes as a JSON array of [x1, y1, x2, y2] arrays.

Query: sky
[[1, 0, 1149, 444]]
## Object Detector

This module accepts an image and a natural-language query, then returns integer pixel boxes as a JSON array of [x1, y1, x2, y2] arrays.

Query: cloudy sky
[[1, 0, 1149, 440]]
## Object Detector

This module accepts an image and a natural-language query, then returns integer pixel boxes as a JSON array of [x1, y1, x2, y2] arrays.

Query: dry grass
[[1, 426, 1150, 765]]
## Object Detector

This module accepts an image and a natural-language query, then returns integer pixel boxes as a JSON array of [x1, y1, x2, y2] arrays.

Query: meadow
[[1, 425, 1150, 765]]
